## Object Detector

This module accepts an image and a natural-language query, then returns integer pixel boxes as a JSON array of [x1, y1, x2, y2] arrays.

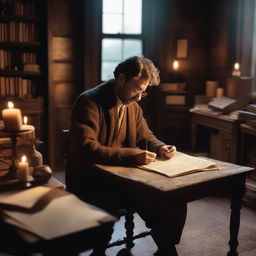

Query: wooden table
[[0, 177, 116, 256], [191, 109, 240, 163], [94, 159, 254, 256]]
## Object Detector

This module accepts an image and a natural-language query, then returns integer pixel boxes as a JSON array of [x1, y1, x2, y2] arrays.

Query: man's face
[[117, 75, 149, 105]]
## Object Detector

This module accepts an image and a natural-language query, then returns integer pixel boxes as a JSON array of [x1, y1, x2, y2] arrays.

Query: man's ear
[[117, 73, 126, 85]]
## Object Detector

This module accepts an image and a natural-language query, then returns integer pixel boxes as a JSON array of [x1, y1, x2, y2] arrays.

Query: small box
[[160, 83, 186, 92], [226, 77, 253, 99]]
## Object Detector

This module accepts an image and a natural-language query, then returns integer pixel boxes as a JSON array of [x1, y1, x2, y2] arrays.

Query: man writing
[[67, 56, 187, 256]]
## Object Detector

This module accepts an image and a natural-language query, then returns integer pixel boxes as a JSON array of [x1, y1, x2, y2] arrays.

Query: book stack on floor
[[237, 104, 256, 128]]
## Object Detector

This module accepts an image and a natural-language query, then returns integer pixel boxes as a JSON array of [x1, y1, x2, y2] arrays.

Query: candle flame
[[173, 60, 179, 71], [8, 101, 14, 108], [21, 155, 27, 163], [234, 62, 240, 71], [23, 116, 28, 125]]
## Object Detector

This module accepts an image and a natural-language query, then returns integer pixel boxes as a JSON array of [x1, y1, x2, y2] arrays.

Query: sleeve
[[70, 95, 144, 165], [135, 104, 165, 154]]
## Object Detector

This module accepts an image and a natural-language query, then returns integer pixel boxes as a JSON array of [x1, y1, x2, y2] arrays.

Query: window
[[101, 0, 143, 81]]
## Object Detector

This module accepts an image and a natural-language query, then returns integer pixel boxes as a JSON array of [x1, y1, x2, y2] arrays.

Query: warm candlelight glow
[[232, 62, 241, 76], [23, 116, 28, 125], [21, 155, 27, 163], [8, 101, 14, 108], [234, 62, 240, 71], [173, 60, 179, 71]]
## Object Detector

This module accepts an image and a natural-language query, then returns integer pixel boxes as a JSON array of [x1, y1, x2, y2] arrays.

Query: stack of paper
[[139, 152, 218, 177], [0, 186, 115, 240]]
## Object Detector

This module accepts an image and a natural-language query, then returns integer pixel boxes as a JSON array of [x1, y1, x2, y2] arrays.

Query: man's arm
[[70, 95, 151, 165]]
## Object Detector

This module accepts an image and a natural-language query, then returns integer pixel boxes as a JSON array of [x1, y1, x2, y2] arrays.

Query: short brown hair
[[113, 56, 160, 86]]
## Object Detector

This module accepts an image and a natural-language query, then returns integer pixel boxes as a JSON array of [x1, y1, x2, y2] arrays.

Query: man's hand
[[158, 145, 176, 159], [134, 150, 157, 165]]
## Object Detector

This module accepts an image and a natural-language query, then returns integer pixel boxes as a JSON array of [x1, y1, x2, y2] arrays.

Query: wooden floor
[[52, 170, 256, 256], [78, 196, 256, 256]]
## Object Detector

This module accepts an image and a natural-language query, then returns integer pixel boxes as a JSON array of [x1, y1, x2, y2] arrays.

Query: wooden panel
[[52, 63, 74, 81], [54, 83, 76, 105], [52, 37, 74, 60], [51, 0, 73, 35]]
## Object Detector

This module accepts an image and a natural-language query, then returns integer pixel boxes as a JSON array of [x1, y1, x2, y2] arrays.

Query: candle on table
[[18, 155, 29, 182], [232, 62, 241, 77], [173, 60, 179, 71], [2, 101, 22, 131]]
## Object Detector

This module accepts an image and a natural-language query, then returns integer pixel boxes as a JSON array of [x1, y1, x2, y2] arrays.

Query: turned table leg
[[227, 176, 246, 256]]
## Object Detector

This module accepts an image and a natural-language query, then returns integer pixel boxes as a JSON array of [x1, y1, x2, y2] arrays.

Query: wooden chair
[[61, 130, 151, 255]]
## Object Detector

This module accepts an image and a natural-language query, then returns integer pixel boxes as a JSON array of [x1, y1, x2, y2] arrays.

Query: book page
[[3, 193, 115, 240], [139, 152, 218, 177]]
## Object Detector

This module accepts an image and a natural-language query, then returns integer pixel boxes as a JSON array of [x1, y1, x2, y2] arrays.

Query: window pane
[[103, 0, 123, 14], [124, 14, 141, 34], [102, 61, 120, 81], [103, 14, 123, 34], [123, 39, 142, 59], [124, 0, 142, 14], [102, 39, 122, 61]]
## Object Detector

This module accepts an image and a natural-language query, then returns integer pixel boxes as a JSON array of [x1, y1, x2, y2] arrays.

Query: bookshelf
[[0, 0, 47, 143]]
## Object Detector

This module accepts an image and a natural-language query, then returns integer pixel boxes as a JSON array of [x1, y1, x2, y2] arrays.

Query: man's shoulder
[[80, 80, 114, 99]]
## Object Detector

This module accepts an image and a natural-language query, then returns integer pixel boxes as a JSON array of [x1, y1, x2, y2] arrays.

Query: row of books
[[237, 104, 256, 128], [0, 0, 36, 17], [0, 76, 35, 98], [0, 22, 38, 43], [0, 49, 37, 70]]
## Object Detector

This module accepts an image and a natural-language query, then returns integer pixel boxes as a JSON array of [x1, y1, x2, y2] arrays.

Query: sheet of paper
[[0, 186, 52, 208], [3, 193, 114, 240], [139, 152, 218, 177]]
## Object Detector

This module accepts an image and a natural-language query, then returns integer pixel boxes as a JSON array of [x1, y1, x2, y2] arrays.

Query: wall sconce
[[232, 62, 241, 77]]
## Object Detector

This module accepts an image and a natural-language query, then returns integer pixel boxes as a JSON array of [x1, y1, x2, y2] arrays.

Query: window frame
[[99, 0, 144, 82]]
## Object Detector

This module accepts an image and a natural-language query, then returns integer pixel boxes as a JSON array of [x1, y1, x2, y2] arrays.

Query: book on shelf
[[138, 152, 219, 178]]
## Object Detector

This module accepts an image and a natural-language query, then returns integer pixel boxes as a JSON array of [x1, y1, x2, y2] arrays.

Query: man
[[67, 56, 187, 256]]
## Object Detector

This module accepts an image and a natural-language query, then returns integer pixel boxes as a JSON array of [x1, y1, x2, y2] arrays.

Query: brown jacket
[[66, 80, 165, 190]]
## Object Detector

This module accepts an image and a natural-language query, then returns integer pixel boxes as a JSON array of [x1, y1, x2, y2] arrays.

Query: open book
[[138, 152, 218, 178]]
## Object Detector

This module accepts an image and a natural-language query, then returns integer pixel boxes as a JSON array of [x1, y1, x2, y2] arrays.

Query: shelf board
[[0, 15, 40, 22], [0, 42, 41, 48], [0, 70, 42, 76]]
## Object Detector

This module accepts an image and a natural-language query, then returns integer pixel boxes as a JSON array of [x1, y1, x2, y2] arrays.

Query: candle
[[2, 101, 22, 131], [173, 60, 179, 71], [232, 62, 241, 77], [17, 155, 29, 182]]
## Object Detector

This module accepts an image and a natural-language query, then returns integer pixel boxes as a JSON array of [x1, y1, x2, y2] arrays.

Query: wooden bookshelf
[[0, 0, 47, 149]]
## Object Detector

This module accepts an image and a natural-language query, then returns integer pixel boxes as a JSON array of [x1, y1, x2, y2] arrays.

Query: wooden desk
[[93, 159, 254, 256], [0, 178, 116, 255], [191, 109, 240, 163]]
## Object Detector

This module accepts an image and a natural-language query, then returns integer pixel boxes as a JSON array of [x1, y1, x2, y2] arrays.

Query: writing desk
[[94, 159, 254, 256], [0, 177, 116, 255], [191, 107, 240, 163]]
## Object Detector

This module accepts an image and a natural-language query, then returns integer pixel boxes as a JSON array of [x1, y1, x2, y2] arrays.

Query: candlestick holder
[[0, 127, 30, 181]]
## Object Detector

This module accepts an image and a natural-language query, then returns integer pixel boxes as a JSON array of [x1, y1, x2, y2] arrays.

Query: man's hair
[[113, 56, 160, 86]]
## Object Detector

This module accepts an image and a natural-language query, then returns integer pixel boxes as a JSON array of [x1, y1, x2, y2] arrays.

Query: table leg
[[227, 176, 245, 256]]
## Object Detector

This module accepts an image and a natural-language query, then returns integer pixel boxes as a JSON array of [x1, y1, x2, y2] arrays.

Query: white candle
[[2, 101, 22, 131], [18, 155, 29, 182], [173, 60, 179, 71], [232, 62, 241, 77]]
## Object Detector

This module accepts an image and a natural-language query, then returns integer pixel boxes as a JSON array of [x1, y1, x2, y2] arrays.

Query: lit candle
[[173, 60, 179, 71], [2, 101, 22, 131], [232, 62, 241, 77], [17, 155, 29, 182]]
